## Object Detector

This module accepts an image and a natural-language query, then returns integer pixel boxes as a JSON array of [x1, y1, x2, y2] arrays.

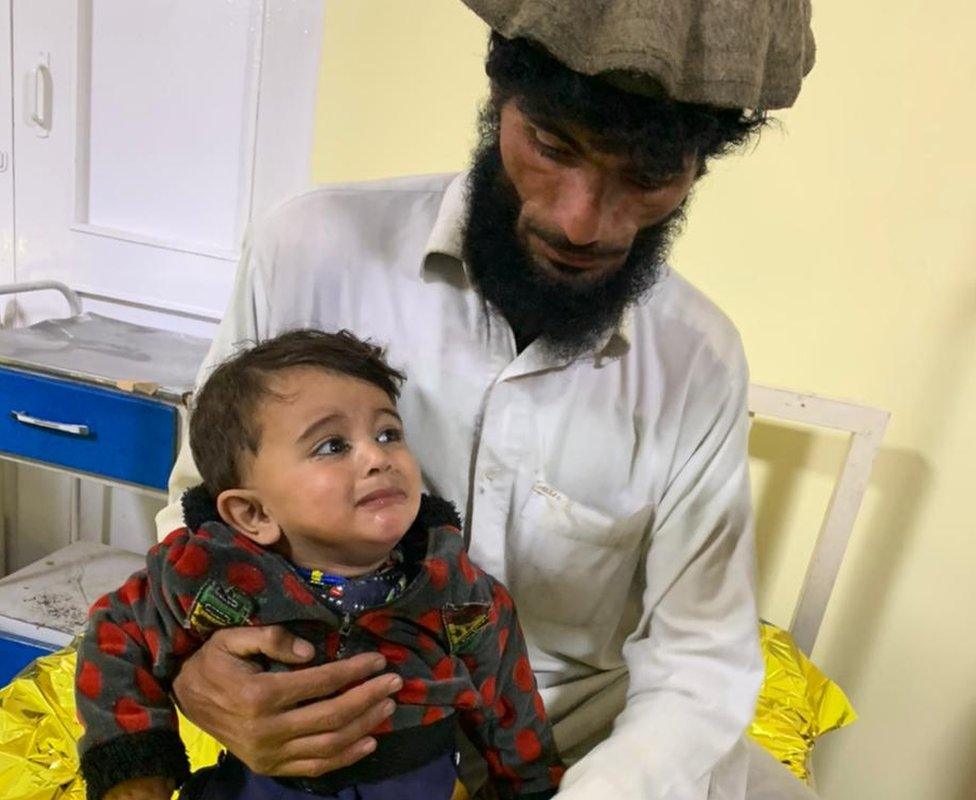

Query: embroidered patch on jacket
[[186, 580, 255, 635], [442, 603, 490, 653]]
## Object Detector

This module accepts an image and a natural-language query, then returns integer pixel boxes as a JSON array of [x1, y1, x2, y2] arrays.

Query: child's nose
[[362, 441, 392, 474]]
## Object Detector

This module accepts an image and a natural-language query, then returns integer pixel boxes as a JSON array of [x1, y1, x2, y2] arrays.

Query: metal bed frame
[[748, 384, 890, 656]]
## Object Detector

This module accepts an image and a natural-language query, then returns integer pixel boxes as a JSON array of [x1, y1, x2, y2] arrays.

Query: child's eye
[[376, 427, 403, 444], [313, 437, 349, 456]]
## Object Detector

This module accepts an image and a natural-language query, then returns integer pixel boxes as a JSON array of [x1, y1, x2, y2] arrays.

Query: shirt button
[[484, 467, 500, 481]]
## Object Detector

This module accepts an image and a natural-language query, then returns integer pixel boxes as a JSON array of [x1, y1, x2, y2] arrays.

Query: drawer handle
[[11, 410, 91, 437]]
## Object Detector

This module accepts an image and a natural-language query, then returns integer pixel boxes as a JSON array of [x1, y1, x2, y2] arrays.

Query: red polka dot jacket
[[75, 493, 564, 800]]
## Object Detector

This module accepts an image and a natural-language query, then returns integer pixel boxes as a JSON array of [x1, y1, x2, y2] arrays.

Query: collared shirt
[[158, 172, 763, 800]]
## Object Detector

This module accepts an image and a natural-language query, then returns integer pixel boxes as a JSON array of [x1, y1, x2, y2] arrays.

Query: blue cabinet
[[0, 304, 209, 688], [0, 635, 55, 685], [0, 367, 178, 491]]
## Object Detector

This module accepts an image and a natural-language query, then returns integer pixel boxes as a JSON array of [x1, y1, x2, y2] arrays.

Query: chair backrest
[[747, 384, 890, 655]]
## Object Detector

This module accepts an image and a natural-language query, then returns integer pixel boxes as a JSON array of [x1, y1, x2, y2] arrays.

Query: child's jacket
[[75, 494, 563, 800]]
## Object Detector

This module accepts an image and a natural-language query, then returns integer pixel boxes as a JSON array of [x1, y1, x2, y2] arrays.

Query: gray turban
[[460, 0, 816, 109]]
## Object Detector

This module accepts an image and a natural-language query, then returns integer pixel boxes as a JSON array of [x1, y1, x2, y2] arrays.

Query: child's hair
[[189, 329, 405, 496]]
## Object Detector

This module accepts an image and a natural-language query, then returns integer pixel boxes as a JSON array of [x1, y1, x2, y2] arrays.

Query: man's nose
[[552, 171, 614, 247]]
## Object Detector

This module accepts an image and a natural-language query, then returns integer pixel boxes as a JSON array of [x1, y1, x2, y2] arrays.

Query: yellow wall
[[313, 2, 976, 798], [311, 1, 488, 181]]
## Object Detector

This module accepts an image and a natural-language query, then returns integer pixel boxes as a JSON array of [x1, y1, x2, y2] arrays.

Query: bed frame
[[747, 384, 890, 656]]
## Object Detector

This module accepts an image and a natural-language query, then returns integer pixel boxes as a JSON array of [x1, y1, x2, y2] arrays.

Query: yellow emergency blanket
[[0, 625, 854, 798], [747, 622, 857, 782], [0, 644, 220, 799]]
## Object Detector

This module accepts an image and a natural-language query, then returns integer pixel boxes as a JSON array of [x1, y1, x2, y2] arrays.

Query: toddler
[[75, 329, 563, 800]]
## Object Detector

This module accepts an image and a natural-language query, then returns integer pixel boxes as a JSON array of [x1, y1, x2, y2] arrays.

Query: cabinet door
[[9, 0, 324, 333], [3, 0, 325, 570]]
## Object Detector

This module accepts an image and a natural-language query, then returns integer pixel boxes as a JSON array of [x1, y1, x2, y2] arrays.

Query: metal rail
[[0, 280, 83, 317]]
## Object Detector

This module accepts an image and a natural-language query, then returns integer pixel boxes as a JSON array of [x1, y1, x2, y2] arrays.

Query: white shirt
[[158, 172, 763, 800]]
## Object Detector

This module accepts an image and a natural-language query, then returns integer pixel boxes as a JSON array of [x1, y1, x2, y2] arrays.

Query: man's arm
[[557, 358, 762, 799], [170, 628, 402, 776]]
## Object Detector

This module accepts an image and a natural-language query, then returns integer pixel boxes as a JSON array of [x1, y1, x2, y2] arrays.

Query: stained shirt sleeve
[[555, 349, 763, 799], [76, 528, 206, 800], [458, 575, 565, 800]]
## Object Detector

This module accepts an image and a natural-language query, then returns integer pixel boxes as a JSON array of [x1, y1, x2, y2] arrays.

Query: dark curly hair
[[484, 33, 768, 179], [190, 329, 404, 496]]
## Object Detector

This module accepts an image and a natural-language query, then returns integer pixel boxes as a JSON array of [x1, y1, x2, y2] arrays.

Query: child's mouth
[[356, 488, 407, 509]]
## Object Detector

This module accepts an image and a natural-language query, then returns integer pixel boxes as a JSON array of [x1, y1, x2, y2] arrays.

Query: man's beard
[[462, 131, 685, 360]]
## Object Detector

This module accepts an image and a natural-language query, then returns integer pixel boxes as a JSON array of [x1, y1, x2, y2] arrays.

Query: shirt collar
[[421, 172, 468, 270], [420, 170, 636, 359], [602, 306, 634, 353]]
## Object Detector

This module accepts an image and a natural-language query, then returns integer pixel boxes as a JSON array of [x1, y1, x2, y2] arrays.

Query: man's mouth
[[529, 233, 626, 276], [356, 488, 407, 509]]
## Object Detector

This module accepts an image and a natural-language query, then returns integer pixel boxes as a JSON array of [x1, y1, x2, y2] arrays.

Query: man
[[156, 4, 817, 798]]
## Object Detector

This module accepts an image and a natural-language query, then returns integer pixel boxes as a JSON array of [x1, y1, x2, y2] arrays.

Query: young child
[[75, 329, 563, 800]]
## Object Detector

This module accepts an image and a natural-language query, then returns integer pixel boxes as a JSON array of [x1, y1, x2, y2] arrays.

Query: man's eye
[[531, 130, 572, 162], [313, 437, 349, 456], [536, 141, 569, 160], [628, 174, 668, 191], [535, 139, 569, 158], [377, 427, 403, 444]]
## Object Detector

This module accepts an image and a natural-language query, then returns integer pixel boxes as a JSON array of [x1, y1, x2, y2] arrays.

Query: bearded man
[[157, 4, 818, 798]]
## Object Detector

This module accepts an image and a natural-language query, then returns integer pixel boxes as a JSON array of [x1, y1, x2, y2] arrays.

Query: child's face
[[229, 367, 422, 574]]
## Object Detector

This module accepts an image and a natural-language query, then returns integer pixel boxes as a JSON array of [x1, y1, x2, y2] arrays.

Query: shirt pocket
[[507, 481, 649, 628]]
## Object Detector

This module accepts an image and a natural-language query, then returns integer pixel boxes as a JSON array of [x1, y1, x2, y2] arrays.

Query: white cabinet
[[8, 0, 325, 332], [0, 0, 326, 569]]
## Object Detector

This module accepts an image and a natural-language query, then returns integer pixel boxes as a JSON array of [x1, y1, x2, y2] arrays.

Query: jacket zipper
[[336, 612, 353, 658], [316, 529, 440, 658]]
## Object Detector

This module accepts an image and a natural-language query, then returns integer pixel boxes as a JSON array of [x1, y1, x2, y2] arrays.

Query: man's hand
[[171, 626, 402, 777], [102, 776, 175, 800]]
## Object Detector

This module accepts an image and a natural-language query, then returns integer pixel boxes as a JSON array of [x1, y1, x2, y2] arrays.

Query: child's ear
[[216, 489, 282, 546]]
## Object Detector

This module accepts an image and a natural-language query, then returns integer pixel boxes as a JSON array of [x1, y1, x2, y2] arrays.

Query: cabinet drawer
[[0, 367, 178, 490]]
